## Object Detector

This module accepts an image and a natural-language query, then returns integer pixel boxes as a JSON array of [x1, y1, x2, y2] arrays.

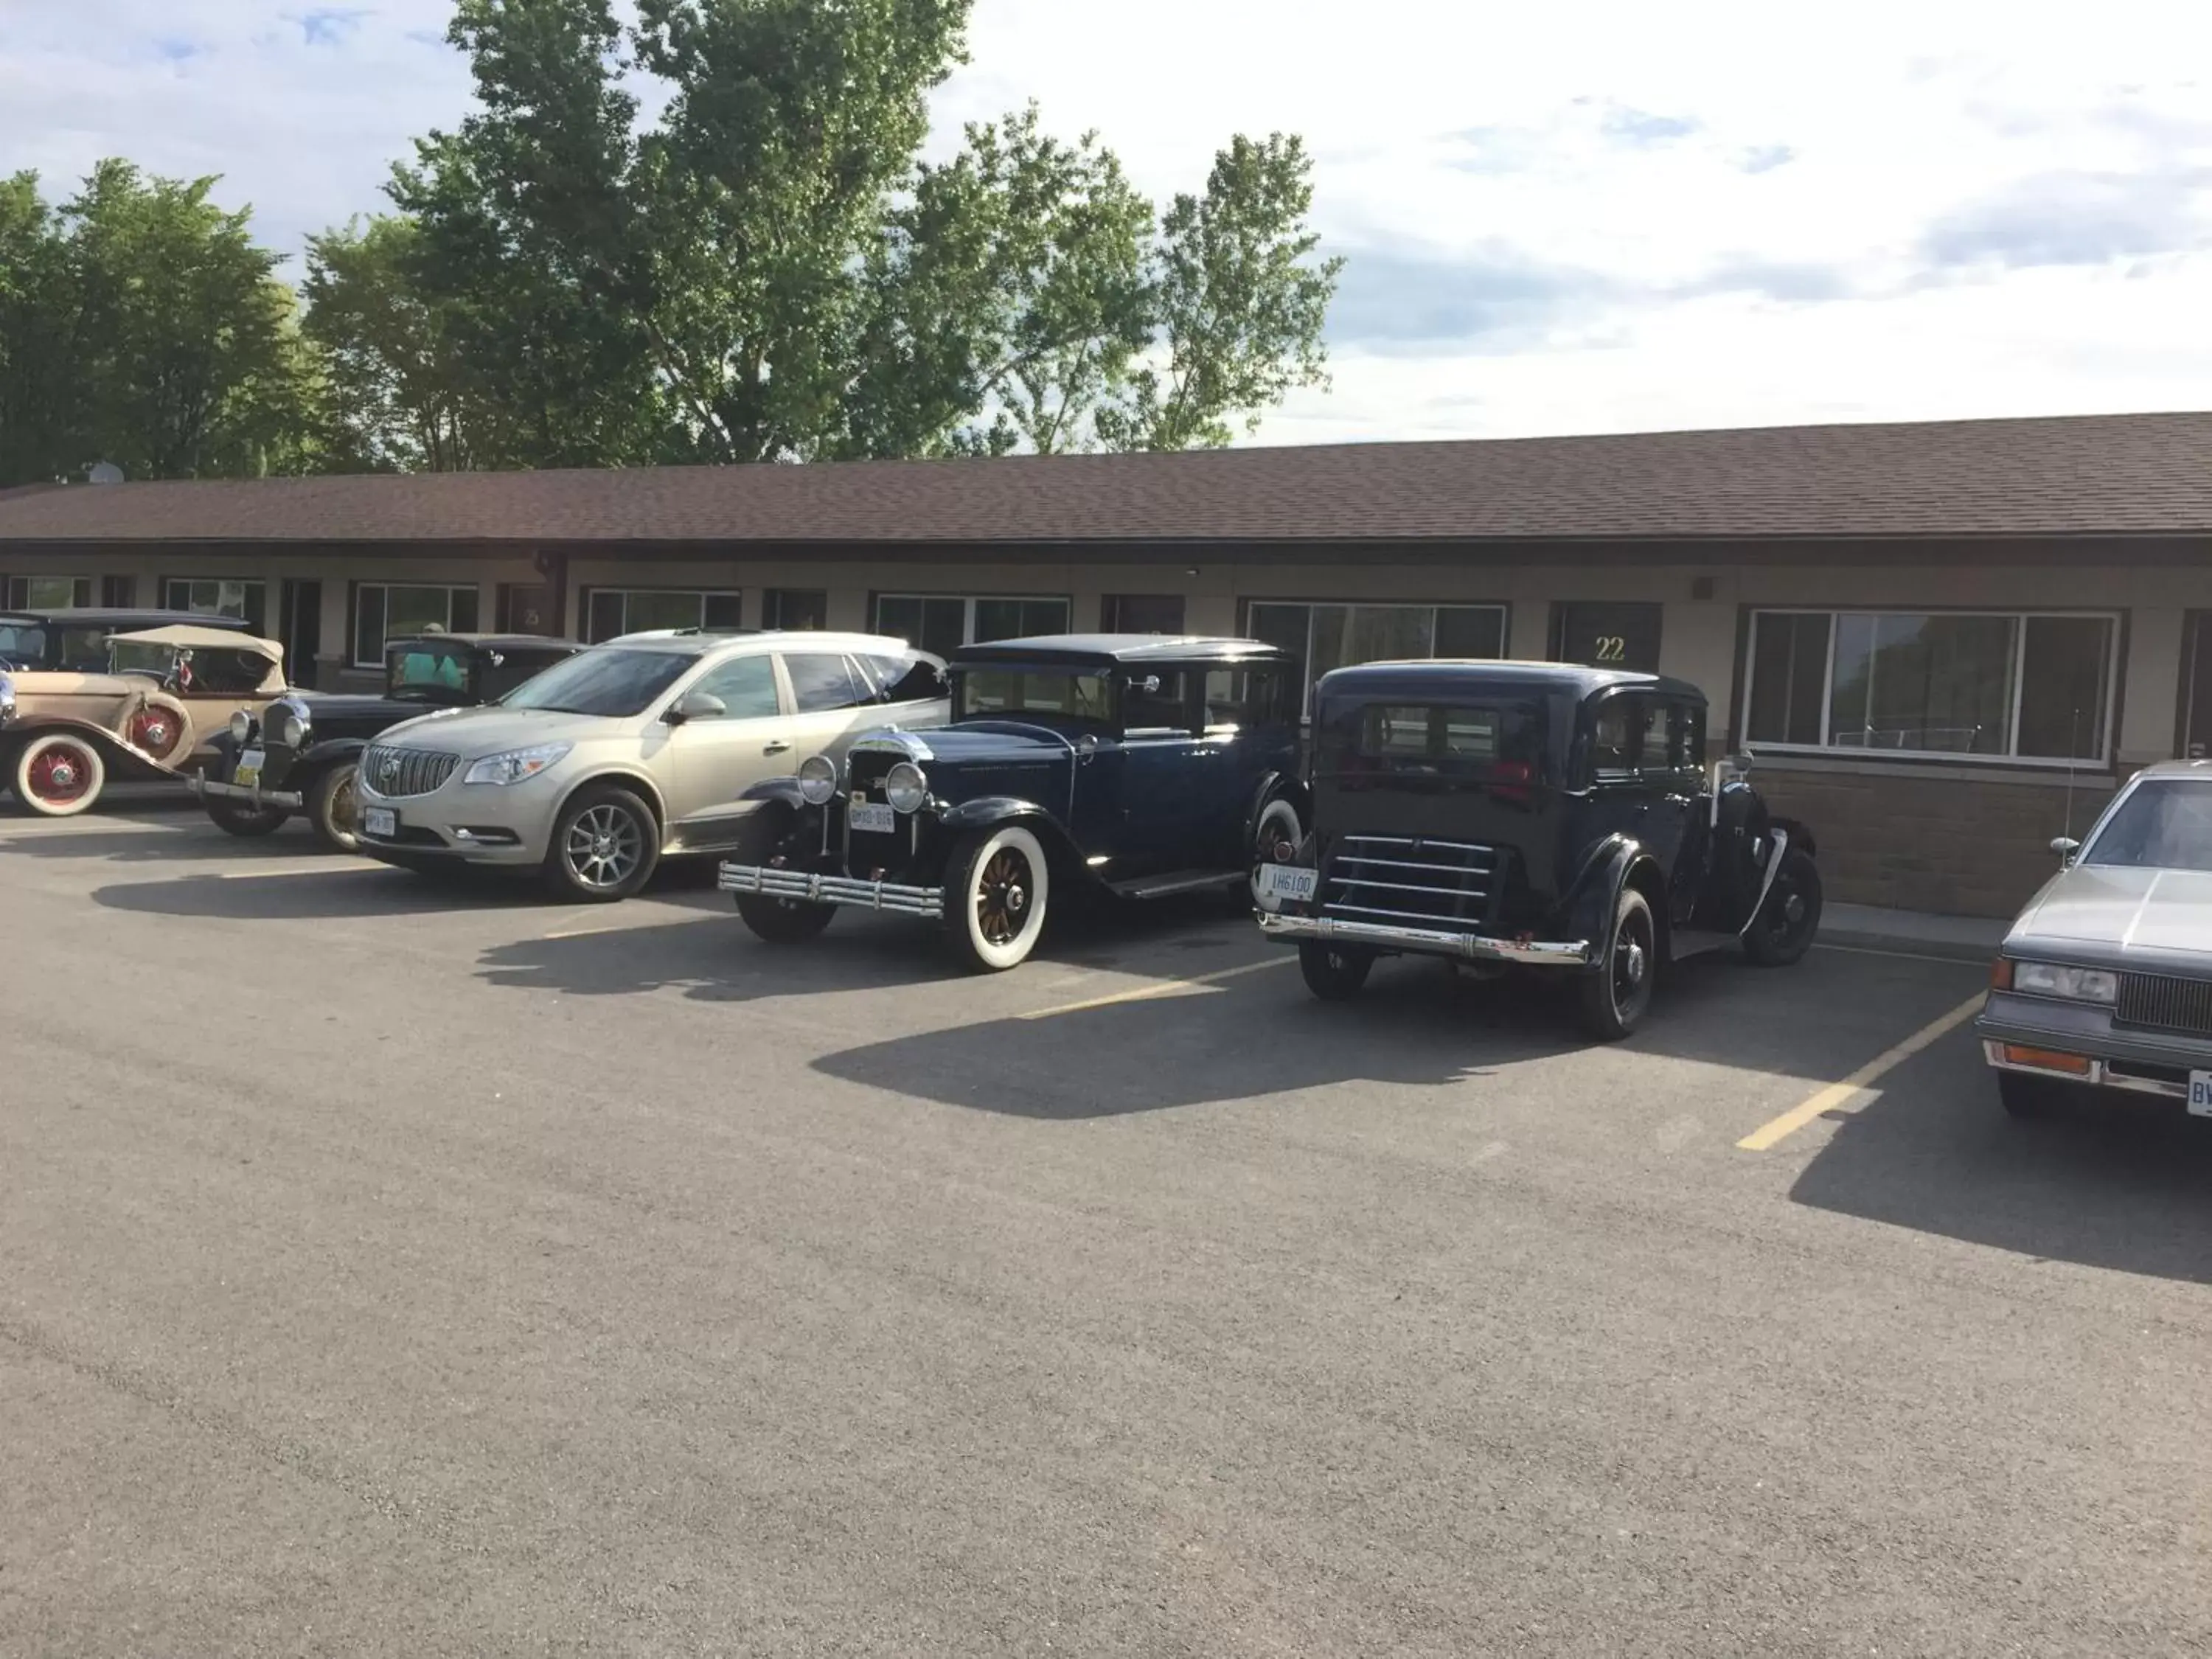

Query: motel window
[[1102, 594, 1186, 635], [352, 584, 481, 667], [872, 594, 1071, 658], [6, 577, 94, 610], [164, 578, 267, 634], [1245, 601, 1509, 716], [582, 588, 742, 644], [1743, 610, 2116, 763], [762, 588, 828, 631]]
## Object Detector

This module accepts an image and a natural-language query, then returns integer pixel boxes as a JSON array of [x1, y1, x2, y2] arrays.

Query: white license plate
[[848, 801, 896, 835], [1258, 864, 1318, 903], [2191, 1071, 2212, 1118], [234, 748, 265, 789], [362, 806, 397, 839]]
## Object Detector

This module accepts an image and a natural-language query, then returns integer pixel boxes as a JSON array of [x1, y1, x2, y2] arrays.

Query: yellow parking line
[[1736, 991, 1987, 1152], [1017, 956, 1294, 1021]]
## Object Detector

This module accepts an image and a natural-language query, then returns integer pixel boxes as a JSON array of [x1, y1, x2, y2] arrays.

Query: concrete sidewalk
[[1820, 900, 2007, 962]]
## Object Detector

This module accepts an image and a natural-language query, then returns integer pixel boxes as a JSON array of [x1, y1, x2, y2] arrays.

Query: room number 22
[[1593, 636, 1628, 661]]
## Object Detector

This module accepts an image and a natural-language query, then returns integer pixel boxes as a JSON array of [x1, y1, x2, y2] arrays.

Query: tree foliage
[[0, 161, 311, 486]]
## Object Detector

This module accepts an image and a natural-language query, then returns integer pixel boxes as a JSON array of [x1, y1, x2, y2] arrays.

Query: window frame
[[163, 577, 267, 633], [7, 576, 94, 611], [350, 582, 482, 669], [580, 586, 743, 644], [869, 592, 1074, 655], [1239, 598, 1513, 720], [761, 588, 829, 631], [1740, 605, 2124, 768]]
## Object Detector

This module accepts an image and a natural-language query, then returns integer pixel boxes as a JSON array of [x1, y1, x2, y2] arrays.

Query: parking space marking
[[1015, 955, 1294, 1020], [1735, 991, 1988, 1152], [216, 863, 382, 880], [1814, 942, 1991, 967]]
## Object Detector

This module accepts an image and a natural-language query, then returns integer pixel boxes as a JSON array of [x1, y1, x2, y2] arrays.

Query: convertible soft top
[[110, 624, 285, 661]]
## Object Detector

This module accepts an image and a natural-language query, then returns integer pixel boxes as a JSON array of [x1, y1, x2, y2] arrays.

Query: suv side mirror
[[667, 690, 727, 725], [2051, 836, 2081, 863]]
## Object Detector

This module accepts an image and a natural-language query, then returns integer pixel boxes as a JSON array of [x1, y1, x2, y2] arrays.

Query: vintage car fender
[[1766, 814, 1818, 859], [936, 796, 1085, 868], [1, 709, 176, 769], [297, 736, 374, 772], [1562, 833, 1669, 967], [1241, 770, 1313, 846], [739, 776, 810, 811]]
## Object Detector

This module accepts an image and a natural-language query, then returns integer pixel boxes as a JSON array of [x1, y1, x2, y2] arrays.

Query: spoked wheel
[[1298, 940, 1374, 1000], [13, 734, 105, 818], [308, 762, 363, 853], [543, 785, 659, 903], [1743, 849, 1823, 967], [1248, 796, 1304, 911], [128, 704, 187, 762], [945, 824, 1049, 971], [1576, 887, 1656, 1040]]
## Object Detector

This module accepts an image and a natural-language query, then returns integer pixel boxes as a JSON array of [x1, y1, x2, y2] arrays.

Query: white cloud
[[4, 0, 2209, 443]]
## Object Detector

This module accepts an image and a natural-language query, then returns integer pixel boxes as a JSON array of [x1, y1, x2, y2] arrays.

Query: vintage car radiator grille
[[841, 748, 915, 866], [1321, 835, 1495, 929], [361, 744, 460, 799], [2115, 972, 2212, 1040]]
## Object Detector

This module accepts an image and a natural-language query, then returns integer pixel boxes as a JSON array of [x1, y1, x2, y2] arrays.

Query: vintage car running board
[[1668, 927, 1739, 961], [1108, 868, 1242, 901]]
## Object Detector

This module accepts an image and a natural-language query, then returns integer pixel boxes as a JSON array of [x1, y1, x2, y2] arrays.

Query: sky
[[3, 0, 2208, 447]]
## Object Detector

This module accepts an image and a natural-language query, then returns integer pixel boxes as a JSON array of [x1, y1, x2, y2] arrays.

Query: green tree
[[0, 171, 81, 486]]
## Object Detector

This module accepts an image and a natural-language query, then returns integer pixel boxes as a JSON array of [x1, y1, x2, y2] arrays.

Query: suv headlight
[[2012, 961, 2118, 1004], [0, 674, 14, 727], [883, 761, 928, 814], [797, 754, 838, 804], [462, 742, 571, 786], [229, 709, 254, 745]]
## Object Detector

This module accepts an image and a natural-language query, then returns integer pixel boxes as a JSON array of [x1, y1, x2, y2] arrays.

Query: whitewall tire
[[945, 824, 1051, 972], [15, 733, 106, 817], [1249, 796, 1304, 911]]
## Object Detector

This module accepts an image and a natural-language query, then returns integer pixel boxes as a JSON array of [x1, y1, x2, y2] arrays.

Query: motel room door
[[1551, 601, 1664, 674]]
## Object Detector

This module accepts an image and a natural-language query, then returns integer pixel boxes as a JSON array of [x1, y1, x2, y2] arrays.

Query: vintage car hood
[[375, 704, 608, 753], [862, 720, 1079, 766], [2008, 866, 2212, 962], [291, 691, 467, 733]]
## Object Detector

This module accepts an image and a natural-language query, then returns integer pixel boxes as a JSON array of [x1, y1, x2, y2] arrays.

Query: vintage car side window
[[959, 668, 1114, 724], [1589, 695, 1643, 778], [476, 651, 567, 700], [685, 653, 782, 719], [782, 652, 867, 714], [1639, 699, 1702, 780], [1333, 701, 1542, 778], [59, 627, 111, 671], [1203, 666, 1285, 732], [1122, 669, 1193, 734]]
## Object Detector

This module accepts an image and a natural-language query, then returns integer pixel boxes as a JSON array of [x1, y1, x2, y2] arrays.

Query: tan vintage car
[[0, 624, 291, 817]]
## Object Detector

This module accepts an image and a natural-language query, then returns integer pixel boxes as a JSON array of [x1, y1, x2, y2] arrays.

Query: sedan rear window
[[501, 648, 692, 717], [1319, 700, 1545, 779], [2084, 781, 2212, 872]]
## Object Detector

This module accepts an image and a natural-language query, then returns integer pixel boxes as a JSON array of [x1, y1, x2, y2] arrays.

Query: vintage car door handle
[[762, 740, 792, 755]]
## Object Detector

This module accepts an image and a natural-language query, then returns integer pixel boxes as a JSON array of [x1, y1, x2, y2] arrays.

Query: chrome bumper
[[1257, 911, 1594, 968], [1981, 1039, 2200, 1104], [719, 862, 945, 921], [192, 773, 303, 812]]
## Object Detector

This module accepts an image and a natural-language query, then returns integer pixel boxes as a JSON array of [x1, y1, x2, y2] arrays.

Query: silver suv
[[354, 631, 947, 900]]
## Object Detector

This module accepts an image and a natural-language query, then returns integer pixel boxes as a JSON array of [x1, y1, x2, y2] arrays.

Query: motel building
[[4, 410, 2210, 919]]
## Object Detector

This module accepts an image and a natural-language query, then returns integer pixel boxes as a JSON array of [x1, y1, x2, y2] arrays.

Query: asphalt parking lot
[[8, 795, 2212, 1657]]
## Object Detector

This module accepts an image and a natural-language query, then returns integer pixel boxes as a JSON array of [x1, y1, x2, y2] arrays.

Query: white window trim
[[353, 582, 480, 668], [582, 586, 744, 643], [1742, 606, 2123, 769], [872, 593, 1073, 647], [1245, 599, 1512, 717]]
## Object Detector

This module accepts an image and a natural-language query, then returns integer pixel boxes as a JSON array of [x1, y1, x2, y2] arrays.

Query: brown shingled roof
[[3, 411, 2209, 545]]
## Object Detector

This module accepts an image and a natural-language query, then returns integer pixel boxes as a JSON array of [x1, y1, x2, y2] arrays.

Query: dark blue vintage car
[[718, 635, 1306, 970], [1255, 661, 1823, 1038]]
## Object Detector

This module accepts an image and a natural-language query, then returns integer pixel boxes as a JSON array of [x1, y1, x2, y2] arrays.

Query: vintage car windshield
[[2082, 781, 2212, 872], [386, 642, 476, 702], [954, 667, 1116, 728], [1315, 698, 1546, 781], [0, 622, 49, 667], [500, 647, 692, 717]]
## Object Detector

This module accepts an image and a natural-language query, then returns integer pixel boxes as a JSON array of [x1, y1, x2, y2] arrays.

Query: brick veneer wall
[[1754, 766, 2119, 918]]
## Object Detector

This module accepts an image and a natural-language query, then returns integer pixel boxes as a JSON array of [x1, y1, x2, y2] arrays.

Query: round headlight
[[0, 673, 15, 726], [276, 699, 310, 748], [229, 710, 253, 745], [796, 754, 838, 805], [883, 761, 928, 814]]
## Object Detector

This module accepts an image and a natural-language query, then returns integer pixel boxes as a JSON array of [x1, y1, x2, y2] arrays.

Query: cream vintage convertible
[[0, 625, 291, 818]]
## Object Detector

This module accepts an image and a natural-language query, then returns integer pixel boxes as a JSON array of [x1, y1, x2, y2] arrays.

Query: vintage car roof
[[950, 634, 1289, 667], [110, 623, 283, 659], [1315, 658, 1708, 703], [0, 607, 251, 631], [386, 632, 580, 653]]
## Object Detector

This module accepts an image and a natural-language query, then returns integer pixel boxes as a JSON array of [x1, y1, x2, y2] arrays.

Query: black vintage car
[[0, 606, 249, 671], [1255, 661, 1823, 1038], [194, 632, 579, 851], [719, 635, 1307, 970]]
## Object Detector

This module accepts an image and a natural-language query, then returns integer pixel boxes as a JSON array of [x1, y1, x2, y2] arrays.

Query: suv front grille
[[1321, 835, 1496, 929], [2115, 972, 2212, 1040], [362, 744, 459, 799]]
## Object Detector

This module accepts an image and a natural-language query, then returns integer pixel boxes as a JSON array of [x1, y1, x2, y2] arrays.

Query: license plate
[[363, 806, 397, 839], [2191, 1071, 2212, 1118], [234, 748, 265, 789], [1258, 864, 1318, 904], [848, 801, 896, 835]]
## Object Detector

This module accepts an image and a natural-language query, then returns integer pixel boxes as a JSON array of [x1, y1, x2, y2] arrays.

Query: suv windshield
[[501, 647, 692, 717], [955, 668, 1114, 727], [2083, 780, 2212, 872], [386, 641, 476, 702], [1317, 699, 1546, 782]]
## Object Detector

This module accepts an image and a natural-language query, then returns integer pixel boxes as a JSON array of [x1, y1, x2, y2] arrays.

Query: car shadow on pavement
[[91, 866, 544, 920], [1790, 1046, 2212, 1285], [1, 823, 324, 862], [810, 948, 1910, 1120]]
